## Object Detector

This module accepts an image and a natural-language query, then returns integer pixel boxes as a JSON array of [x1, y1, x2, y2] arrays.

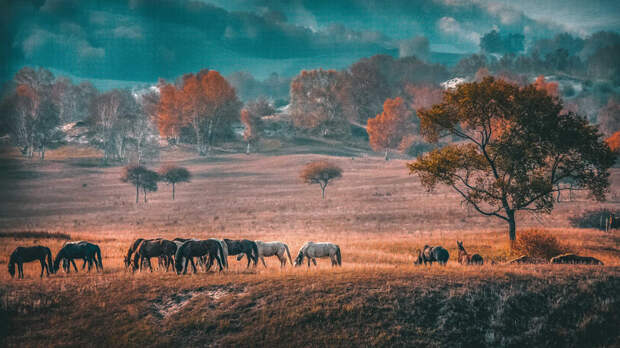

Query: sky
[[1, 0, 618, 90]]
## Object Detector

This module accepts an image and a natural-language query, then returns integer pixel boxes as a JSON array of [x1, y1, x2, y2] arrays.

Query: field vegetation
[[0, 143, 618, 347]]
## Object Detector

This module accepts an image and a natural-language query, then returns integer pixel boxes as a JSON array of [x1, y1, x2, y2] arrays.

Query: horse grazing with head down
[[133, 239, 177, 272], [224, 239, 258, 268], [238, 241, 293, 267], [175, 239, 224, 274], [457, 241, 483, 265], [414, 245, 449, 266], [294, 242, 341, 267], [124, 238, 145, 268], [8, 246, 53, 279], [54, 241, 103, 273]]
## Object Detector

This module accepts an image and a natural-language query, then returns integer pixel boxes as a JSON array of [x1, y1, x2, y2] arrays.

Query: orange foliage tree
[[607, 131, 620, 153], [533, 75, 559, 98], [366, 97, 413, 160], [156, 70, 241, 155]]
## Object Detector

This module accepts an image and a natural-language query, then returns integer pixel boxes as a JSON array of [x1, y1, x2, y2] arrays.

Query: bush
[[511, 228, 571, 260], [569, 209, 620, 230]]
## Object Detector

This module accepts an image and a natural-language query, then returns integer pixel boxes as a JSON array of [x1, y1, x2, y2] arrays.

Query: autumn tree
[[159, 165, 191, 200], [367, 97, 413, 160], [7, 67, 64, 159], [290, 69, 351, 137], [598, 98, 620, 137], [533, 75, 559, 98], [241, 97, 273, 154], [409, 77, 615, 242], [607, 131, 620, 153], [156, 70, 242, 155], [300, 160, 343, 199], [121, 164, 159, 203]]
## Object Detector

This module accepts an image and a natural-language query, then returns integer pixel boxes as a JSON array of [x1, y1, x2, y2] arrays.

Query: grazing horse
[[414, 245, 449, 266], [223, 239, 258, 268], [54, 241, 103, 273], [8, 246, 53, 279], [124, 238, 145, 268], [457, 241, 483, 265], [294, 242, 341, 267], [174, 239, 224, 274], [238, 241, 293, 267], [132, 239, 177, 272], [210, 239, 229, 268]]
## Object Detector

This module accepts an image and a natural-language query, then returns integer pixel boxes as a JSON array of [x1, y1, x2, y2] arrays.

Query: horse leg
[[40, 259, 46, 277], [182, 258, 189, 275], [246, 252, 251, 268], [19, 262, 24, 279], [190, 258, 197, 273], [206, 255, 213, 272], [312, 258, 317, 266], [71, 259, 78, 272], [262, 256, 268, 268], [148, 257, 153, 272], [307, 257, 311, 267]]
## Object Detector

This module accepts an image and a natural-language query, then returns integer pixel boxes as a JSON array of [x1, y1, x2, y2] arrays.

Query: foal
[[457, 241, 483, 265]]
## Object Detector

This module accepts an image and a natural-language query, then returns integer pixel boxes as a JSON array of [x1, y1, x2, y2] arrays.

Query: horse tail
[[216, 242, 225, 270], [95, 246, 103, 270], [284, 244, 293, 266], [174, 243, 185, 273], [45, 247, 53, 274], [251, 242, 259, 265], [336, 245, 342, 266]]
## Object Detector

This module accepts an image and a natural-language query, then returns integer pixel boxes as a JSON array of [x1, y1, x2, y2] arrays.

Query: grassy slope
[[0, 143, 619, 347]]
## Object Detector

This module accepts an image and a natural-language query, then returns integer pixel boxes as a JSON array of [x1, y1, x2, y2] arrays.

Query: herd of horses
[[7, 238, 343, 278]]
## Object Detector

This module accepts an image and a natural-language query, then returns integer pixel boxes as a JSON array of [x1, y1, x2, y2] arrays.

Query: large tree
[[367, 97, 414, 160], [408, 77, 615, 241], [156, 70, 241, 155]]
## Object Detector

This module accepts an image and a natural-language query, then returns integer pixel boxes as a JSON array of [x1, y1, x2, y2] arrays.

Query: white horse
[[238, 241, 292, 267], [294, 242, 341, 267]]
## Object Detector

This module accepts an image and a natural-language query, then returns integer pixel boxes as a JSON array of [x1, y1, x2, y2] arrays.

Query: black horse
[[224, 239, 258, 268], [8, 246, 53, 279], [174, 239, 224, 274], [54, 241, 103, 273], [414, 245, 449, 266]]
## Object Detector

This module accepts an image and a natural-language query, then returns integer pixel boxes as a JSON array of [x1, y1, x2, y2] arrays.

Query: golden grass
[[0, 144, 619, 346]]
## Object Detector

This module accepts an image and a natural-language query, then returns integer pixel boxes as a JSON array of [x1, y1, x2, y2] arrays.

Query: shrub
[[511, 228, 571, 260], [569, 209, 620, 230]]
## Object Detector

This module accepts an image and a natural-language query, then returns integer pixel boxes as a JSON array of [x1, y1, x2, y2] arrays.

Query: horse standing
[[294, 242, 341, 267], [457, 241, 483, 265], [54, 241, 103, 273], [8, 246, 53, 279], [223, 239, 258, 268], [238, 241, 292, 267], [174, 239, 225, 274], [124, 238, 145, 268], [414, 245, 449, 266]]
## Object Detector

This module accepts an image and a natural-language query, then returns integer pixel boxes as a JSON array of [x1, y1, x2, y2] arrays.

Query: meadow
[[0, 141, 619, 347]]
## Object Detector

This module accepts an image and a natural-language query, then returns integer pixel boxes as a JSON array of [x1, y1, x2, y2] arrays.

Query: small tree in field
[[367, 97, 413, 160], [409, 77, 615, 242], [159, 165, 191, 200], [121, 164, 159, 203], [300, 160, 343, 199]]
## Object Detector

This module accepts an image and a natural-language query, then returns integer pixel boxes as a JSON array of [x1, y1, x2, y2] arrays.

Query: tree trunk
[[507, 210, 516, 242], [321, 183, 326, 199], [40, 146, 45, 161], [384, 148, 389, 161], [246, 142, 251, 154], [143, 188, 147, 203], [172, 183, 175, 200], [136, 184, 139, 203]]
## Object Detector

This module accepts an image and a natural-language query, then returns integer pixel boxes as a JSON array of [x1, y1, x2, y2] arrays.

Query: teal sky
[[1, 0, 618, 89]]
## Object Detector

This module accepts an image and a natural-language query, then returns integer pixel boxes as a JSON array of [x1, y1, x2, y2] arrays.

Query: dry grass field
[[1, 141, 619, 347]]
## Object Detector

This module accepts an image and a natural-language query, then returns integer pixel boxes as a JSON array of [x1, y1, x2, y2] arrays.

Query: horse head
[[294, 251, 304, 267], [413, 249, 423, 265], [8, 260, 15, 277]]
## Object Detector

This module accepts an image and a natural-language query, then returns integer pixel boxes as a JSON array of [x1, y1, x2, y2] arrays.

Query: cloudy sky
[[1, 0, 618, 89]]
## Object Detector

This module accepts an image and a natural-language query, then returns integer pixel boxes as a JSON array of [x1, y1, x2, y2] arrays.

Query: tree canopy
[[300, 160, 343, 199], [409, 77, 615, 241]]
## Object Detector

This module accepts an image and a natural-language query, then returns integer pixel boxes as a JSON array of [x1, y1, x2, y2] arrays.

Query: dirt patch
[[150, 287, 245, 320]]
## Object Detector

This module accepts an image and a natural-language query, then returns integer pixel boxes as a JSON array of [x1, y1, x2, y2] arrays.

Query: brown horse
[[124, 238, 145, 268], [457, 241, 483, 265], [9, 246, 53, 279], [174, 239, 224, 274], [132, 239, 177, 272]]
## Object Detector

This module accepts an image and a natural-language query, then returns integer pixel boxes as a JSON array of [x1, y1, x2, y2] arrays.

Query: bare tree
[[159, 165, 191, 200], [300, 160, 343, 199]]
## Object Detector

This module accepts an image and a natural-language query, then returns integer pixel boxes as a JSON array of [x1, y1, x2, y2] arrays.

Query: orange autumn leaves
[[367, 97, 413, 154], [156, 70, 239, 139]]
